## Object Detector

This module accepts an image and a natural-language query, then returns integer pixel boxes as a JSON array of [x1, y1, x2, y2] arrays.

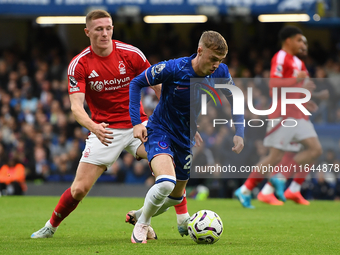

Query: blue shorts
[[145, 128, 192, 181]]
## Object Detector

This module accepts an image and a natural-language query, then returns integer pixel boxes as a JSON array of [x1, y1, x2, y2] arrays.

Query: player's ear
[[197, 46, 203, 56], [84, 28, 89, 37]]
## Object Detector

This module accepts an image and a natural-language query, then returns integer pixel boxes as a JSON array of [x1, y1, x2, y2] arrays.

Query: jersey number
[[183, 155, 193, 170]]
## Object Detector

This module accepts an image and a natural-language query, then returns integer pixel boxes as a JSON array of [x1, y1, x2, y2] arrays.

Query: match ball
[[187, 210, 223, 244]]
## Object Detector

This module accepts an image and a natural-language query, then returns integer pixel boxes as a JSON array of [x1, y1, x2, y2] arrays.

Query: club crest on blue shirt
[[158, 141, 169, 149], [151, 63, 166, 77]]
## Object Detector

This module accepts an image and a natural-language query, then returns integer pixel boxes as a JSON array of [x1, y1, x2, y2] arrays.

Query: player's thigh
[[170, 180, 188, 198], [125, 121, 148, 159], [135, 143, 147, 160], [173, 146, 192, 181], [266, 147, 286, 165], [71, 162, 106, 190], [300, 136, 322, 152], [80, 129, 127, 168], [151, 154, 176, 177]]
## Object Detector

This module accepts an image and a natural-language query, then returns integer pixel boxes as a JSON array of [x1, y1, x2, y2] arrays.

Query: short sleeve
[[68, 58, 86, 94], [129, 47, 151, 76]]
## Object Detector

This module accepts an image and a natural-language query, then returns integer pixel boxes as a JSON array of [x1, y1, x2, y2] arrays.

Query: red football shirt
[[269, 50, 309, 120], [67, 40, 149, 129]]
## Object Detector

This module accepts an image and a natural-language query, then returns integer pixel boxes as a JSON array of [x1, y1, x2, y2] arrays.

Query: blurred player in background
[[257, 35, 323, 206], [31, 9, 161, 239], [128, 31, 244, 243], [234, 26, 322, 208]]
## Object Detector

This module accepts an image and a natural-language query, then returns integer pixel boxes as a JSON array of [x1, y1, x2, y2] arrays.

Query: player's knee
[[268, 148, 285, 165], [156, 175, 176, 196], [270, 153, 284, 165], [71, 185, 90, 200], [158, 181, 176, 196], [311, 145, 323, 159]]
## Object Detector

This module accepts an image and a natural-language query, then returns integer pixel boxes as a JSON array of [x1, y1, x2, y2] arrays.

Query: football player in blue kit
[[128, 31, 245, 243]]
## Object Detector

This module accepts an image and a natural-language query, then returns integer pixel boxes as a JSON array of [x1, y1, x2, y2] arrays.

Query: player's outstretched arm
[[223, 92, 245, 153], [70, 93, 113, 146], [129, 71, 150, 126]]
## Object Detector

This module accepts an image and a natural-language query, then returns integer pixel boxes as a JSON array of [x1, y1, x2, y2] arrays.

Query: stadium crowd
[[0, 22, 340, 199]]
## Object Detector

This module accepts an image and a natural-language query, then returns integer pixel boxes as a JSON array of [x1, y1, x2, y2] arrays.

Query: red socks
[[274, 152, 296, 179], [244, 172, 264, 191], [174, 196, 188, 214], [50, 188, 80, 227], [293, 166, 310, 185], [270, 152, 310, 185]]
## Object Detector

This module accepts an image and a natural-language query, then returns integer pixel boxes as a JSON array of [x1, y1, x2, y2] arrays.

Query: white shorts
[[263, 118, 317, 152], [80, 121, 147, 168]]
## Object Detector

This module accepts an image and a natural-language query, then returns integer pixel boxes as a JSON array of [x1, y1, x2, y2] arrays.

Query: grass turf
[[0, 196, 339, 254]]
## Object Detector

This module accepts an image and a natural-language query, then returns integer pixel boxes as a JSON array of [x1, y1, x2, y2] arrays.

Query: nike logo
[[132, 233, 144, 243], [153, 195, 163, 201]]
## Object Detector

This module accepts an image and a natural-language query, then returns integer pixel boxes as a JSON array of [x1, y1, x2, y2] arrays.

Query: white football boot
[[126, 210, 157, 240], [31, 220, 58, 238], [177, 217, 190, 237], [131, 222, 148, 243]]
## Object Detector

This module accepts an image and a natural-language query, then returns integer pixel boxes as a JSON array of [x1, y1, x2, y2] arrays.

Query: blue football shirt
[[129, 54, 244, 149]]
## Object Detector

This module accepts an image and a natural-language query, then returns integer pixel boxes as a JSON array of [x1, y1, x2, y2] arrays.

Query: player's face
[[290, 34, 305, 56], [198, 46, 226, 76], [85, 17, 113, 50], [300, 35, 308, 57]]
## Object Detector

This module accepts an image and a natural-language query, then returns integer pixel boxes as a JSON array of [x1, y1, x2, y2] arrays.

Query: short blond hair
[[199, 31, 228, 55], [86, 9, 112, 26]]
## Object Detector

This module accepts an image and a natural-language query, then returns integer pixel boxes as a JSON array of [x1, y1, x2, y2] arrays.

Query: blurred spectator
[[107, 159, 125, 183], [310, 66, 336, 123], [27, 145, 50, 180], [312, 171, 336, 200], [21, 88, 38, 114], [0, 153, 27, 195], [0, 142, 7, 168], [125, 161, 151, 184]]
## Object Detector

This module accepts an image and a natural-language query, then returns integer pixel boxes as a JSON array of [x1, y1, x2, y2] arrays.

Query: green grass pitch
[[0, 196, 339, 254]]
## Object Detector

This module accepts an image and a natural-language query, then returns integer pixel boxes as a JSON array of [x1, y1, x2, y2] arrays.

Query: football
[[187, 210, 223, 244]]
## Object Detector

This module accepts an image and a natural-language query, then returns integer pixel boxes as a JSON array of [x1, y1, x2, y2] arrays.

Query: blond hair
[[199, 31, 228, 55], [86, 10, 112, 26]]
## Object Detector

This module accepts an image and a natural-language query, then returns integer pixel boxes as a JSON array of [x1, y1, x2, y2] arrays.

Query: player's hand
[[305, 100, 318, 113], [194, 131, 203, 147], [302, 79, 316, 92], [232, 136, 244, 154], [296, 71, 308, 83], [133, 124, 148, 142], [93, 123, 113, 146]]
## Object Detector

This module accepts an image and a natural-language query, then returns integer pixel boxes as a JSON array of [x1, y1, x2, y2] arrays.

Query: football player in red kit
[[31, 9, 162, 238], [235, 26, 322, 208], [257, 35, 321, 206]]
